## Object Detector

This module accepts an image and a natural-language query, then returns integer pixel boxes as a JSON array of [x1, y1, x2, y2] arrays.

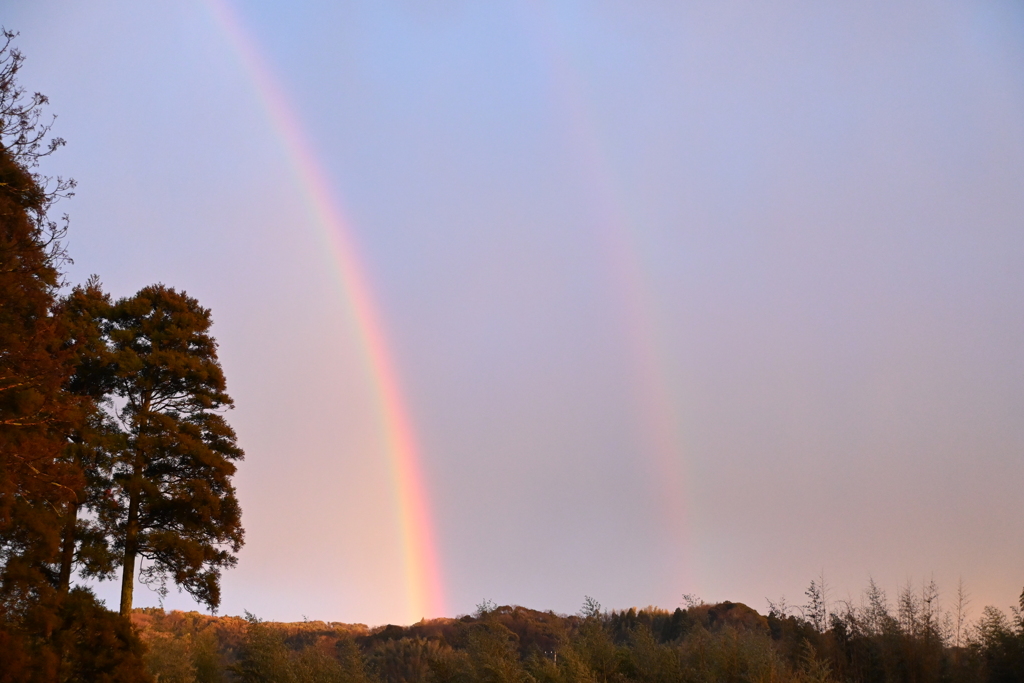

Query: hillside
[[131, 589, 1024, 683]]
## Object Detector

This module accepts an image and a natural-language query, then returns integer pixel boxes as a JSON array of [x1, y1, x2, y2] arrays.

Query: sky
[[6, 0, 1024, 626]]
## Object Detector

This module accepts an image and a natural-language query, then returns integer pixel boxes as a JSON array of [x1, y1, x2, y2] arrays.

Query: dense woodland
[[1, 28, 1023, 683]]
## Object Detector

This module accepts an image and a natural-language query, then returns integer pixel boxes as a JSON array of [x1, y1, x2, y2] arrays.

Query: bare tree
[[579, 595, 602, 620], [898, 579, 921, 637], [803, 570, 831, 632], [953, 577, 971, 650], [0, 29, 68, 166], [681, 593, 703, 609], [0, 28, 76, 272], [766, 595, 790, 618]]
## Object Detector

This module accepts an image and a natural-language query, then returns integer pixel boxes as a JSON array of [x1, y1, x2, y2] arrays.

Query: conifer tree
[[103, 285, 244, 615], [52, 279, 120, 592]]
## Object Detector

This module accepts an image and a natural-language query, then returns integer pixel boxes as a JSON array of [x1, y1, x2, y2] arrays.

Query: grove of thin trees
[[135, 580, 1024, 683]]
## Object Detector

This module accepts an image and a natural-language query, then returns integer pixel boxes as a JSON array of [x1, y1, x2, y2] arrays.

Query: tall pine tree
[[103, 285, 244, 615]]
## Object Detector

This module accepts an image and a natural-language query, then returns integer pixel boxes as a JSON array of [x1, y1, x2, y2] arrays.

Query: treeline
[[136, 579, 1024, 683], [0, 31, 243, 681]]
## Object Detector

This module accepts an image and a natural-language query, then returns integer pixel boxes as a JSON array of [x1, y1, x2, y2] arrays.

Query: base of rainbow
[[204, 0, 446, 623]]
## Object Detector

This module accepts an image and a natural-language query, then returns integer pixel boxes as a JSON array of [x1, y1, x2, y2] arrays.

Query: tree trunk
[[58, 497, 79, 593], [119, 470, 141, 617], [121, 401, 150, 617]]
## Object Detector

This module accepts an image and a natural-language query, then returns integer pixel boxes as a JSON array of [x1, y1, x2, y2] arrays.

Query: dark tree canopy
[[52, 280, 121, 591], [0, 121, 79, 619]]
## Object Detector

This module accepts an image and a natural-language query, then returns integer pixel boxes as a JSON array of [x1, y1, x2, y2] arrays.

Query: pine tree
[[103, 285, 244, 615], [52, 279, 120, 593]]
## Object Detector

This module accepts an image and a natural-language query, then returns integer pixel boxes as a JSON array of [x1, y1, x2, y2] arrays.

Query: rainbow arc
[[204, 0, 445, 623]]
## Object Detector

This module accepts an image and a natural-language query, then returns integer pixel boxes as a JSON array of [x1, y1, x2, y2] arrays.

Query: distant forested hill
[[135, 584, 1024, 683]]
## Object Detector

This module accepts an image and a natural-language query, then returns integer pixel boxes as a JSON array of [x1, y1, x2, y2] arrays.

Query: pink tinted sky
[[6, 0, 1024, 625]]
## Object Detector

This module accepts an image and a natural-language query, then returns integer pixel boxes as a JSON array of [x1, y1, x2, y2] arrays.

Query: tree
[[952, 577, 970, 651], [803, 577, 828, 633], [0, 29, 75, 197], [579, 597, 602, 621], [231, 612, 296, 683], [0, 32, 150, 681], [0, 88, 79, 629], [102, 285, 243, 615], [465, 621, 531, 683], [0, 28, 80, 572], [52, 279, 120, 593]]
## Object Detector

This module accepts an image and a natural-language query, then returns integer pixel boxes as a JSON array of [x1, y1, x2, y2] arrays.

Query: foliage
[[127, 580, 1024, 683], [0, 588, 149, 683], [0, 34, 141, 680], [0, 127, 80, 620], [233, 612, 298, 683], [231, 612, 369, 683]]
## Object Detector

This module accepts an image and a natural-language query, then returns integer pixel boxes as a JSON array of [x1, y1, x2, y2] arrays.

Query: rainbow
[[519, 4, 692, 579], [203, 0, 445, 623]]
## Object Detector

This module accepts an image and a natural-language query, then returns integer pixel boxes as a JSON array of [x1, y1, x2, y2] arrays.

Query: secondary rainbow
[[204, 0, 445, 622], [520, 4, 692, 582]]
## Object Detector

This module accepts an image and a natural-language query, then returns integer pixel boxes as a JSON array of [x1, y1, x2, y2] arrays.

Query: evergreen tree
[[52, 278, 119, 593], [103, 285, 243, 615]]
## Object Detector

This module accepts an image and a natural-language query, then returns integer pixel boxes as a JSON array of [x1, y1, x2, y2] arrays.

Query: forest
[[130, 582, 1024, 683], [1, 27, 1023, 683]]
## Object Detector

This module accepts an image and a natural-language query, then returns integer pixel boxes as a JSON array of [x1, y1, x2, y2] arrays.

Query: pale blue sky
[[6, 0, 1024, 624]]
